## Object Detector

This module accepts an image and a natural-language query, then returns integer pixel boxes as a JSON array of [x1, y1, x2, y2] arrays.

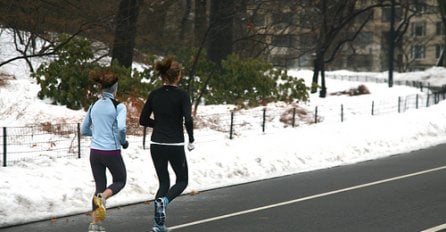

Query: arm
[[116, 103, 127, 146], [80, 105, 93, 136], [183, 93, 194, 143], [139, 94, 155, 127]]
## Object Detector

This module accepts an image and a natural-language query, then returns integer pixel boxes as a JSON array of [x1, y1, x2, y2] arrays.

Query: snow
[[2, 30, 446, 227]]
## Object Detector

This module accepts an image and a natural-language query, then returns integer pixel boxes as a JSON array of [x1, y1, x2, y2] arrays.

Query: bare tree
[[0, 0, 117, 73], [437, 0, 446, 66], [111, 0, 143, 68], [207, 0, 235, 64]]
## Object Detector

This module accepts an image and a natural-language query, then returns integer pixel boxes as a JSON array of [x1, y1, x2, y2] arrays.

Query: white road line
[[421, 223, 446, 232], [169, 165, 446, 231]]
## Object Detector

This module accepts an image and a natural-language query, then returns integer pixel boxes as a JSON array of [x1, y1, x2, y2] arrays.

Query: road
[[2, 143, 446, 232]]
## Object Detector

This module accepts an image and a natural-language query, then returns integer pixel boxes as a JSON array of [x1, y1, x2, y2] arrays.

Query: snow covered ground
[[2, 28, 446, 227]]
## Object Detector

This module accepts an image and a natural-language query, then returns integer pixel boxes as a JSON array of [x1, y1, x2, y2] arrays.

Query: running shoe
[[93, 193, 106, 221], [154, 197, 167, 226], [88, 223, 106, 232], [151, 223, 169, 232]]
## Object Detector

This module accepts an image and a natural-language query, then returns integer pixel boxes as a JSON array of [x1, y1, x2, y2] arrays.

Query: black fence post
[[371, 101, 375, 116], [3, 127, 6, 167], [416, 94, 419, 109], [292, 108, 296, 127], [143, 126, 147, 149], [314, 106, 318, 124], [262, 108, 266, 133], [229, 112, 234, 140], [77, 123, 81, 159], [426, 93, 430, 107], [341, 104, 344, 122], [398, 96, 401, 113]]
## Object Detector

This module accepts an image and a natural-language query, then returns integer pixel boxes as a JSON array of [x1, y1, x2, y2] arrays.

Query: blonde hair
[[155, 57, 182, 84]]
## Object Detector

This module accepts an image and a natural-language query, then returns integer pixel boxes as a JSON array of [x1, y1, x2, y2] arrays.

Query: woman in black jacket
[[139, 57, 194, 232]]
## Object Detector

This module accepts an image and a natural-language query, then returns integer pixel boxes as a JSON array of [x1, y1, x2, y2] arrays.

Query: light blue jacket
[[81, 92, 127, 150]]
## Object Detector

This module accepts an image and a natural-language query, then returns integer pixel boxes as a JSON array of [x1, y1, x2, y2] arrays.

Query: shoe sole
[[151, 228, 169, 232], [88, 225, 106, 232]]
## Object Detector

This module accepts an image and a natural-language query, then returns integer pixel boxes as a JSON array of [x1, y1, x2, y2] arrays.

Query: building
[[262, 0, 444, 72]]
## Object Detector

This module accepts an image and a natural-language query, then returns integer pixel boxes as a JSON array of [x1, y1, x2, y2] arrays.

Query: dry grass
[[0, 73, 15, 87]]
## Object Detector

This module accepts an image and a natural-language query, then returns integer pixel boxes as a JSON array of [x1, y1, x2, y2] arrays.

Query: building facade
[[262, 0, 445, 72]]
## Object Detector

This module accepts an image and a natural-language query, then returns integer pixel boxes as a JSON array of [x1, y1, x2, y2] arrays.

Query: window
[[382, 7, 402, 22], [357, 31, 373, 45], [272, 12, 294, 25], [411, 22, 426, 37], [411, 45, 425, 59], [272, 35, 292, 47], [413, 1, 426, 15]]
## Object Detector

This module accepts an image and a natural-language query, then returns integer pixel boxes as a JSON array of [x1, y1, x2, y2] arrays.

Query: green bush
[[105, 61, 158, 100], [32, 34, 99, 110], [33, 36, 308, 111], [206, 54, 309, 107], [32, 35, 158, 110]]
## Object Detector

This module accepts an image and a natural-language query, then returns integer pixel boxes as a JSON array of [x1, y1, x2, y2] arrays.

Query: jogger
[[139, 57, 195, 232], [81, 67, 129, 232]]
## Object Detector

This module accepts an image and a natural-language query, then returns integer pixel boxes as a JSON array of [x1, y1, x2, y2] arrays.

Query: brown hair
[[155, 57, 182, 84], [89, 67, 118, 89]]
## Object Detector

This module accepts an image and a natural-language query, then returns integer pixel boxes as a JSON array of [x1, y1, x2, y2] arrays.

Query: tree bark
[[207, 0, 235, 64], [438, 0, 446, 67], [194, 0, 207, 48], [111, 0, 142, 68]]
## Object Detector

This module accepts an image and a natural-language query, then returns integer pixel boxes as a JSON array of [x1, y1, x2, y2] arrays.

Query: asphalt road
[[3, 143, 446, 232]]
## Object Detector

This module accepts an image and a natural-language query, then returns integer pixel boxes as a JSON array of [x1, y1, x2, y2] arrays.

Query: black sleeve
[[183, 93, 194, 143], [139, 93, 154, 127]]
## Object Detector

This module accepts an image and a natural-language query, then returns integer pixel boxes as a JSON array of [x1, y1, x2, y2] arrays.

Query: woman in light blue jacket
[[81, 69, 128, 232]]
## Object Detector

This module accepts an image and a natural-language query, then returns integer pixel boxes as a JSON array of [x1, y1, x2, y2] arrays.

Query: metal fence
[[1, 78, 445, 166]]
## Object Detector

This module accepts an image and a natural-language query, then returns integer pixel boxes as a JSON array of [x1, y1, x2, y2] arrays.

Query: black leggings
[[150, 144, 188, 203], [90, 150, 127, 210]]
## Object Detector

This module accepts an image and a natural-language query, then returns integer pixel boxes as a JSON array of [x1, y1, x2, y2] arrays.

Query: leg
[[150, 144, 172, 229], [165, 146, 188, 203], [151, 144, 170, 198], [90, 152, 107, 224], [104, 153, 127, 197]]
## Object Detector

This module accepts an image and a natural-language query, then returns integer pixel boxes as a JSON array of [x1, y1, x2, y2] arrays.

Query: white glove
[[187, 142, 195, 151]]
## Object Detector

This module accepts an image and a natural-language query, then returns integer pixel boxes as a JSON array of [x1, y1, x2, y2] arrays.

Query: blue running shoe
[[151, 223, 169, 232], [154, 197, 167, 226]]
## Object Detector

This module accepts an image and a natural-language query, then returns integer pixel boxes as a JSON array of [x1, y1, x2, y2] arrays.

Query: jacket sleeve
[[183, 93, 194, 143], [80, 105, 93, 136], [139, 94, 154, 127], [116, 103, 127, 145]]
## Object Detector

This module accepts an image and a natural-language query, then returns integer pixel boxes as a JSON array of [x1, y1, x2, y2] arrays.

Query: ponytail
[[89, 67, 118, 89], [155, 57, 182, 84]]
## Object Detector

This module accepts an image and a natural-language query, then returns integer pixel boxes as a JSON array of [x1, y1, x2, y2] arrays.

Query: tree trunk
[[207, 0, 234, 64], [180, 0, 193, 42], [319, 61, 327, 98], [438, 0, 446, 67], [111, 0, 142, 68], [311, 56, 320, 93], [194, 0, 207, 48]]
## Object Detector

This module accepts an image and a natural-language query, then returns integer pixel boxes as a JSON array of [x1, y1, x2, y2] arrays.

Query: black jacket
[[139, 85, 194, 143]]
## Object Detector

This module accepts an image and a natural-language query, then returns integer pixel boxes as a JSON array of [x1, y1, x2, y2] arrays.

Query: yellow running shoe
[[93, 193, 106, 221]]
